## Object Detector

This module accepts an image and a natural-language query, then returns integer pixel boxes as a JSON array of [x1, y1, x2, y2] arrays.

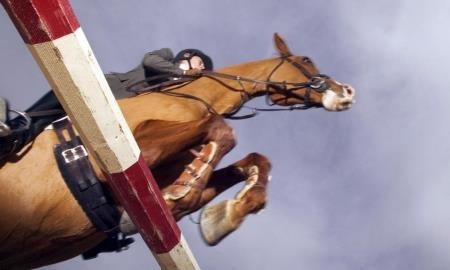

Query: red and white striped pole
[[1, 1, 200, 269]]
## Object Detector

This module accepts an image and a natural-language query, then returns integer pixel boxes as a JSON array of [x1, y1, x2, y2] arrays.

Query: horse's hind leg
[[199, 153, 271, 245]]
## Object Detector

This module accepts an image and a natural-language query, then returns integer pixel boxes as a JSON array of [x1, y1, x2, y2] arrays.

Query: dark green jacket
[[105, 48, 183, 99]]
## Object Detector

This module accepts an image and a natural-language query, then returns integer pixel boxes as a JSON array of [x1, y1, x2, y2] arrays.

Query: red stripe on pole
[[109, 155, 181, 254], [1, 0, 79, 44]]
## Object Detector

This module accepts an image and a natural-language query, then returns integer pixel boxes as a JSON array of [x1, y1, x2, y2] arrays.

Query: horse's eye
[[303, 57, 312, 64]]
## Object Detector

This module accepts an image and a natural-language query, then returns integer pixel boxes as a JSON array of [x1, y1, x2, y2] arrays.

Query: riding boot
[[0, 129, 24, 160], [24, 90, 62, 113], [1, 91, 65, 160], [22, 90, 65, 139], [8, 90, 64, 143]]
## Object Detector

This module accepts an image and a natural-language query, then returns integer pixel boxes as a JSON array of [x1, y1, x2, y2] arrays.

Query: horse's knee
[[205, 115, 236, 150]]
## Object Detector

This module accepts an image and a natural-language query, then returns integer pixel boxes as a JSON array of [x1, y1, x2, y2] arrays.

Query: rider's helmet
[[174, 49, 213, 71]]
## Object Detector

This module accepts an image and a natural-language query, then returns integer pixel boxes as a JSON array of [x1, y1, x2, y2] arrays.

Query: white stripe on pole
[[1, 1, 200, 269], [29, 28, 140, 171]]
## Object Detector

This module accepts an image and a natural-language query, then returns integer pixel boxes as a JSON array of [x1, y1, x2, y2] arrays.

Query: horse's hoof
[[200, 199, 242, 246]]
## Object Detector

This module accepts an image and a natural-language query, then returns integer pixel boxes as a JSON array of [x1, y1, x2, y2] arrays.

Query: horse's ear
[[274, 33, 292, 57]]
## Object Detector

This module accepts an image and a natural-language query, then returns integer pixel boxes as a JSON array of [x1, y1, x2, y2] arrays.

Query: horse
[[0, 33, 355, 269]]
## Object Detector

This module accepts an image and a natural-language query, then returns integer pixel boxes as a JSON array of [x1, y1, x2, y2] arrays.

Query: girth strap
[[52, 117, 135, 259], [52, 117, 121, 236]]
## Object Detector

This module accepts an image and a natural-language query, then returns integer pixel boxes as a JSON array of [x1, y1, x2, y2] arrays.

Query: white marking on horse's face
[[321, 83, 356, 111]]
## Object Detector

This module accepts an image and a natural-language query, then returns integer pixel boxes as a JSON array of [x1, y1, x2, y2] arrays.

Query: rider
[[105, 48, 214, 99], [0, 48, 213, 159]]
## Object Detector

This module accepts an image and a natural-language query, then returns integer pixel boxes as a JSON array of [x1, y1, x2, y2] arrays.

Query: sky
[[2, 0, 450, 269]]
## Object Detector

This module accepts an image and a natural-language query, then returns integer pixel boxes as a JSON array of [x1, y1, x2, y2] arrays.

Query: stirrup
[[0, 109, 32, 137], [0, 121, 11, 137]]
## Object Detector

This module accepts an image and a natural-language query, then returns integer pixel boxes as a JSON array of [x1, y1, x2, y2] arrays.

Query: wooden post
[[1, 1, 200, 269]]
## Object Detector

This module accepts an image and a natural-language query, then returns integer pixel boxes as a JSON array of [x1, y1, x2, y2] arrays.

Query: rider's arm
[[142, 48, 184, 76]]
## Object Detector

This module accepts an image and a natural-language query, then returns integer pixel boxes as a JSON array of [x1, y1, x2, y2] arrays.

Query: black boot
[[0, 129, 25, 160], [17, 90, 65, 138], [0, 110, 32, 160], [0, 91, 65, 161]]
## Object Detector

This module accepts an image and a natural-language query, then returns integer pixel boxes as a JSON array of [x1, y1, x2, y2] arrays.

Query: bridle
[[265, 56, 331, 106], [204, 55, 331, 119], [133, 55, 332, 119]]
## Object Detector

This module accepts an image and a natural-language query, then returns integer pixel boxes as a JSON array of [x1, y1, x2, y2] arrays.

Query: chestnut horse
[[0, 33, 355, 269]]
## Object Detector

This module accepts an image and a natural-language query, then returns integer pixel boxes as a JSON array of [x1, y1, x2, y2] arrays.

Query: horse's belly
[[0, 132, 99, 268]]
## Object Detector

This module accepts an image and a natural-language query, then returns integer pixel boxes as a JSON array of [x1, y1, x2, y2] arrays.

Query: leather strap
[[52, 117, 120, 236]]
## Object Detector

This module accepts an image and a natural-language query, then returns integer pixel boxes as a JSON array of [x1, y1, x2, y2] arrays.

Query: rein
[[200, 69, 320, 119], [130, 56, 330, 120]]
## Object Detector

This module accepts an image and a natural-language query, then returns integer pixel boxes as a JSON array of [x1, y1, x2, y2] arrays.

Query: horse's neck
[[119, 58, 277, 126], [188, 58, 277, 114]]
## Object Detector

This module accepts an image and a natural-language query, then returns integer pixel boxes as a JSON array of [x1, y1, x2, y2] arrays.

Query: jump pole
[[1, 1, 200, 269]]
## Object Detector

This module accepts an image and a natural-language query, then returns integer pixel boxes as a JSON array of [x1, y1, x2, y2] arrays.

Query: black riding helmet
[[174, 49, 213, 71]]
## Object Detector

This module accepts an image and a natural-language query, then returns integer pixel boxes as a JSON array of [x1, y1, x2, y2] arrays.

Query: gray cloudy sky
[[2, 1, 450, 269]]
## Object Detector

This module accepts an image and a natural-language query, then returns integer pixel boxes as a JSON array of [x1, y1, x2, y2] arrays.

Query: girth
[[52, 117, 133, 258]]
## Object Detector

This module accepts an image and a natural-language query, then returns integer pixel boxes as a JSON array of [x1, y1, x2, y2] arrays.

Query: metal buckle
[[309, 77, 329, 92], [62, 145, 88, 163], [309, 77, 325, 89]]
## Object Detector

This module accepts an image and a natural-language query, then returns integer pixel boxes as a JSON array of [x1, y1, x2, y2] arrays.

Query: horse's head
[[266, 33, 355, 111]]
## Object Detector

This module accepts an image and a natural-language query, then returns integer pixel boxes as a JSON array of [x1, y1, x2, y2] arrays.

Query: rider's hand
[[183, 68, 202, 76]]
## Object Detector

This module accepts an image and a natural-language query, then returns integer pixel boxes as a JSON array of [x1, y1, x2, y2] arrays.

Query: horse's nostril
[[344, 84, 354, 96]]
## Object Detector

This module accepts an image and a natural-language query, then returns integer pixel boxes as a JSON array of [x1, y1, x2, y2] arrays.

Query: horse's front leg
[[160, 115, 236, 220], [118, 115, 235, 234], [199, 153, 272, 246]]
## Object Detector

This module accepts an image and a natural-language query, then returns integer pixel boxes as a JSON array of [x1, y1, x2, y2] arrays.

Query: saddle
[[0, 91, 65, 160]]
